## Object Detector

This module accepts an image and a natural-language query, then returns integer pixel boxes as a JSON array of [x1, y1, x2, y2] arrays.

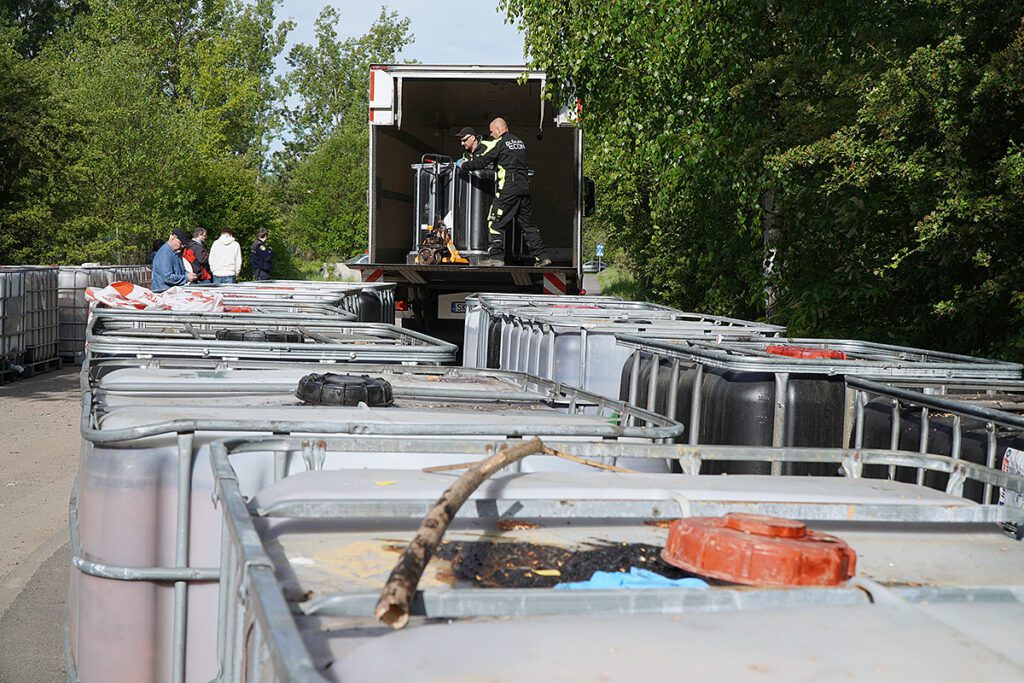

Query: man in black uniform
[[460, 118, 551, 267], [454, 126, 497, 161], [250, 228, 273, 280]]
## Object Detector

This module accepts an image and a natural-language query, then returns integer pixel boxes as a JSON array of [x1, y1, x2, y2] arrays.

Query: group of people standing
[[149, 227, 273, 292]]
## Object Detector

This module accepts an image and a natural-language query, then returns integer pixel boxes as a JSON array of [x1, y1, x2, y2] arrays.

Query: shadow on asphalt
[[0, 541, 70, 683]]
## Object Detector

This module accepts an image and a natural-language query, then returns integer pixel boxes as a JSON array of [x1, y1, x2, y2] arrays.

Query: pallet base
[[0, 355, 62, 384]]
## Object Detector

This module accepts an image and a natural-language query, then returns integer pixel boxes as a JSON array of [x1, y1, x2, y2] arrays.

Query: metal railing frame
[[67, 363, 684, 683], [207, 434, 1024, 683]]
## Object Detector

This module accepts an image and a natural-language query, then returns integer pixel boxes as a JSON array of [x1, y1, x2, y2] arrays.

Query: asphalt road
[[0, 366, 80, 683]]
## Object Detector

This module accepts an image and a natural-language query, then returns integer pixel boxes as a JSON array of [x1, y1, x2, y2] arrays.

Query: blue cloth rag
[[553, 567, 709, 590]]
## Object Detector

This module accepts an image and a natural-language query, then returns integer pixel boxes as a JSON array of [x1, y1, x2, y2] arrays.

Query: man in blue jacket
[[151, 229, 197, 292]]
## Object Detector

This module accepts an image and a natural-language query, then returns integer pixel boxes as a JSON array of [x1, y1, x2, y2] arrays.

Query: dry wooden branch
[[376, 437, 546, 629], [421, 450, 636, 474], [420, 460, 483, 473], [541, 446, 639, 473]]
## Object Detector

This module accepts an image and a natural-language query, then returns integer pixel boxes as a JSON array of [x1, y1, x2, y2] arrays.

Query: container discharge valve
[[661, 513, 856, 587], [295, 373, 395, 407]]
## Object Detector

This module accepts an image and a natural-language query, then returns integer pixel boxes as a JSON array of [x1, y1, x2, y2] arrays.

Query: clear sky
[[276, 1, 527, 65]]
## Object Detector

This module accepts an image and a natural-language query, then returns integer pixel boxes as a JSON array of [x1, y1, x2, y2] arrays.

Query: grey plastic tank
[[0, 268, 26, 380], [492, 308, 784, 399], [209, 435, 1024, 683], [463, 293, 625, 367], [85, 310, 454, 362], [68, 360, 683, 683]]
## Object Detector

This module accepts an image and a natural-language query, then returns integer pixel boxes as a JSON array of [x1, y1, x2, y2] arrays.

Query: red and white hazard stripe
[[363, 268, 384, 283], [542, 271, 567, 295]]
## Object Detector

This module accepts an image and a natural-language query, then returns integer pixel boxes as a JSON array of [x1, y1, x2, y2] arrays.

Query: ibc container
[[59, 265, 152, 361], [469, 295, 780, 376], [617, 336, 1024, 475], [492, 308, 784, 400], [189, 281, 396, 322], [0, 268, 27, 380], [109, 264, 153, 288], [850, 378, 1024, 502], [463, 293, 624, 367], [85, 310, 453, 362], [207, 436, 1024, 683], [69, 360, 683, 683], [95, 299, 357, 319]]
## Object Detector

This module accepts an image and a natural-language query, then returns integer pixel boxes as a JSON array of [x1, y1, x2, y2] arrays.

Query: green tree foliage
[[1, 0, 84, 57], [0, 0, 291, 266], [0, 22, 77, 262], [276, 6, 413, 260], [503, 0, 1024, 358], [774, 26, 1024, 357]]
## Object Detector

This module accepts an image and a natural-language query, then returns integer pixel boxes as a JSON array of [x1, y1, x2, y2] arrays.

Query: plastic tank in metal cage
[[85, 310, 454, 362], [209, 436, 1024, 683], [68, 359, 682, 683], [59, 265, 152, 362], [479, 303, 784, 399], [190, 280, 396, 322], [0, 268, 27, 381], [463, 293, 625, 367], [616, 336, 1024, 475]]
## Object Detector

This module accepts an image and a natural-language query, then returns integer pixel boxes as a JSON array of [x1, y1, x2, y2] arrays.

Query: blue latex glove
[[455, 158, 464, 168], [553, 567, 709, 591]]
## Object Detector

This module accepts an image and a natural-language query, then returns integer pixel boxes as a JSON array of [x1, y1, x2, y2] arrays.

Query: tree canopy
[[3, 1, 1024, 358], [502, 0, 1024, 358], [0, 1, 408, 271]]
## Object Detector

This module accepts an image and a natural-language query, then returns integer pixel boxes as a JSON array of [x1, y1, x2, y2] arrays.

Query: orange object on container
[[765, 344, 848, 360], [660, 513, 856, 587]]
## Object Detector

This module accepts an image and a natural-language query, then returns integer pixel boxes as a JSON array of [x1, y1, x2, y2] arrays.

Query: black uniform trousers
[[488, 193, 547, 261]]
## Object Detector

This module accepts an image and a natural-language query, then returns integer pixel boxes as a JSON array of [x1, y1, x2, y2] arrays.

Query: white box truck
[[356, 64, 594, 343]]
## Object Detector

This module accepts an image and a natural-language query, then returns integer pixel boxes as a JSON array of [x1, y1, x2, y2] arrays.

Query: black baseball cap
[[454, 126, 476, 139], [171, 229, 190, 243]]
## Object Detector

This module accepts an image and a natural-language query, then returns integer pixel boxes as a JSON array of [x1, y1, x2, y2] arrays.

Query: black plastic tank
[[485, 315, 503, 369], [620, 351, 845, 475], [454, 168, 495, 255], [859, 398, 1024, 502], [354, 291, 381, 323]]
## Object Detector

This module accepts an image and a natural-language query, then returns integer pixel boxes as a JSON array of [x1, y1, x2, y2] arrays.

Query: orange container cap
[[661, 513, 856, 587], [765, 344, 848, 360]]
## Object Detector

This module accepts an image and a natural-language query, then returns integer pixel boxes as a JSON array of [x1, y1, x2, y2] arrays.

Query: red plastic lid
[[661, 513, 856, 587], [765, 344, 848, 360]]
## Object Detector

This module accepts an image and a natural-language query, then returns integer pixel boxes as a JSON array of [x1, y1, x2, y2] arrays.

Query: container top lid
[[661, 513, 856, 587]]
